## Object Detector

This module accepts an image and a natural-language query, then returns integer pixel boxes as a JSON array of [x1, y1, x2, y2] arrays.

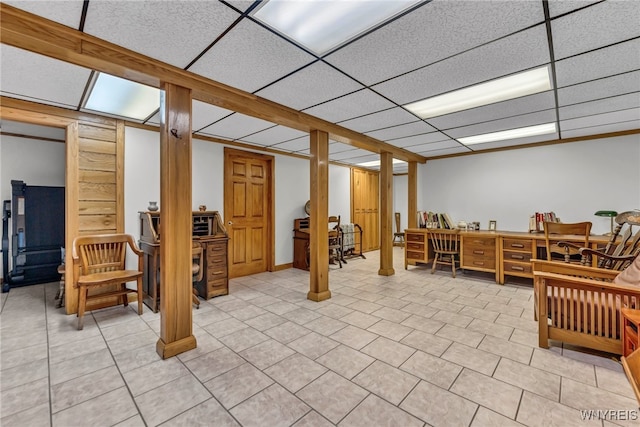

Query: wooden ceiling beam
[[0, 3, 427, 163]]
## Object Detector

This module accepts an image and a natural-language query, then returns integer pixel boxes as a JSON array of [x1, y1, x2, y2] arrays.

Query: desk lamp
[[594, 210, 617, 235]]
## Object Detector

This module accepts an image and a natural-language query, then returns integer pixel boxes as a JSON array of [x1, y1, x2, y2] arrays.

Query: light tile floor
[[1, 248, 638, 426]]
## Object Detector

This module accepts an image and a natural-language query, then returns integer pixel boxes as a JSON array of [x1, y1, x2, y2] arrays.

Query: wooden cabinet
[[293, 218, 310, 271], [501, 237, 535, 283], [404, 229, 430, 269], [460, 233, 498, 281], [139, 211, 229, 312], [351, 168, 379, 252]]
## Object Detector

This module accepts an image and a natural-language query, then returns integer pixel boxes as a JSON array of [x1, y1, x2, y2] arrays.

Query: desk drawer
[[406, 233, 425, 243], [207, 266, 227, 281], [503, 261, 532, 275], [503, 239, 532, 252], [406, 251, 425, 260], [463, 247, 496, 259], [207, 242, 227, 256], [406, 242, 424, 251], [463, 256, 496, 269], [207, 278, 228, 298], [464, 237, 496, 249], [503, 250, 532, 262]]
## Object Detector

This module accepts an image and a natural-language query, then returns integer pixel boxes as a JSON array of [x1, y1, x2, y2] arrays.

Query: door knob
[[228, 221, 233, 225]]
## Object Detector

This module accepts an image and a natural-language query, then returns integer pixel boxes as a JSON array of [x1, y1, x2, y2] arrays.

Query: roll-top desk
[[139, 211, 229, 312]]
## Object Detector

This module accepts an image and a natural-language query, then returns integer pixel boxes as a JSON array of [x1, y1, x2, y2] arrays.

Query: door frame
[[223, 147, 275, 277]]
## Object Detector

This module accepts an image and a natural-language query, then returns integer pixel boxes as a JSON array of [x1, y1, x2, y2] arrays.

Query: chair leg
[[192, 288, 200, 309], [121, 283, 129, 308], [451, 259, 456, 279], [431, 254, 439, 274], [77, 286, 87, 330], [137, 277, 143, 315]]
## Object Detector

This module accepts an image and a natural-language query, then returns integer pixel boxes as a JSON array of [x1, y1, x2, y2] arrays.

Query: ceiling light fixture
[[252, 0, 421, 55], [357, 159, 407, 168], [405, 66, 552, 119], [84, 73, 160, 121], [458, 123, 557, 145]]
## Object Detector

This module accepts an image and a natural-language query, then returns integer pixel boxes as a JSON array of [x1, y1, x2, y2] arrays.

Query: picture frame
[[488, 220, 497, 231]]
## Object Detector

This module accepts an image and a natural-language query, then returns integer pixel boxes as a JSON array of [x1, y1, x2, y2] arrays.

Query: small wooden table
[[622, 308, 640, 357]]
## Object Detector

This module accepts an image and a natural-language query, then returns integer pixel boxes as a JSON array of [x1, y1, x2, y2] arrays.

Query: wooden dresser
[[139, 211, 229, 312], [460, 233, 499, 282]]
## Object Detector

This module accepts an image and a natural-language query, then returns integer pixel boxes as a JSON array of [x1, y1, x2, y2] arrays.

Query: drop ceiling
[[1, 0, 638, 174]]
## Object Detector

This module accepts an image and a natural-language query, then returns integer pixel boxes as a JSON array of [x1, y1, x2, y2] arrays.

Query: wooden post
[[308, 130, 331, 302], [379, 152, 395, 276], [156, 83, 197, 359], [408, 161, 418, 228]]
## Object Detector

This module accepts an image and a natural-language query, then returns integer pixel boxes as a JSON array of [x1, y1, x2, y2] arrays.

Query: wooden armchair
[[328, 215, 343, 268], [429, 228, 460, 278], [532, 259, 640, 354], [192, 241, 204, 309], [543, 221, 591, 263], [580, 210, 640, 271], [72, 233, 143, 330]]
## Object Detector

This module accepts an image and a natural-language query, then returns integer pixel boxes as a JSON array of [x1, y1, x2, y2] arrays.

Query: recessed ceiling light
[[405, 66, 552, 119], [458, 123, 557, 145], [84, 73, 160, 121], [252, 0, 421, 55], [358, 159, 407, 167]]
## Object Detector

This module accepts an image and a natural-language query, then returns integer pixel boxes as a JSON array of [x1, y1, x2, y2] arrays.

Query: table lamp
[[594, 210, 617, 235]]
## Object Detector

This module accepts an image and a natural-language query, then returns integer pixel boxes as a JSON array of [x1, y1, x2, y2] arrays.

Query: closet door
[[351, 168, 379, 252]]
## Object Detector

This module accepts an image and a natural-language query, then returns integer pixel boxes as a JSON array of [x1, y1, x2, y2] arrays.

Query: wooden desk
[[404, 228, 612, 284]]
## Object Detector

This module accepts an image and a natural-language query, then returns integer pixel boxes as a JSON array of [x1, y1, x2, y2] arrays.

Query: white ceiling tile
[[466, 132, 560, 151], [224, 1, 256, 13], [255, 61, 363, 110], [240, 126, 307, 146], [559, 109, 640, 131], [329, 148, 372, 161], [373, 25, 550, 105], [189, 19, 315, 93], [416, 146, 472, 157], [330, 142, 358, 154], [3, 0, 83, 28], [199, 113, 275, 140], [400, 139, 461, 153], [325, 0, 544, 85], [0, 120, 66, 140], [192, 100, 235, 131], [447, 110, 557, 139], [303, 89, 396, 123], [84, 1, 240, 69], [551, 1, 640, 59], [548, 0, 599, 18], [269, 137, 308, 152], [555, 38, 640, 88], [560, 120, 640, 138], [366, 121, 438, 142], [338, 107, 426, 133], [387, 132, 451, 148], [146, 111, 160, 126], [557, 71, 640, 106], [342, 154, 379, 165], [0, 45, 91, 109], [559, 93, 640, 121], [427, 91, 557, 130]]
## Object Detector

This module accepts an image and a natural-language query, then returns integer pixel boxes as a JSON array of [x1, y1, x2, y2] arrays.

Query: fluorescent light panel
[[458, 123, 557, 145], [85, 73, 160, 121], [405, 67, 552, 119], [253, 0, 421, 55], [358, 159, 407, 167]]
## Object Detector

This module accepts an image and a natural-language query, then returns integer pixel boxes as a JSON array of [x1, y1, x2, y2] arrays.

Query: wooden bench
[[73, 233, 143, 330]]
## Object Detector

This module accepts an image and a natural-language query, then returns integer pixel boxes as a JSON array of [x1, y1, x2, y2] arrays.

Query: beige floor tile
[[400, 329, 452, 357], [340, 311, 381, 329], [560, 378, 638, 426], [0, 377, 49, 419], [429, 299, 465, 313], [401, 380, 477, 426], [400, 313, 445, 334], [124, 356, 190, 396], [106, 329, 159, 356], [101, 317, 151, 341], [436, 323, 485, 347], [352, 360, 419, 405], [264, 321, 310, 344], [219, 327, 269, 352], [467, 318, 514, 339], [176, 332, 224, 363], [163, 398, 240, 426], [374, 296, 410, 310], [366, 319, 413, 341], [493, 358, 560, 401], [339, 394, 423, 427], [316, 304, 355, 320], [516, 390, 600, 427], [51, 365, 125, 413], [329, 325, 379, 350], [562, 345, 624, 371], [293, 410, 334, 427], [370, 306, 411, 323], [1, 342, 48, 371], [0, 402, 50, 427], [485, 302, 524, 318], [50, 348, 115, 385], [530, 348, 596, 386], [361, 336, 415, 367], [265, 353, 327, 392], [471, 406, 523, 427], [282, 308, 322, 325], [303, 315, 348, 336], [203, 317, 248, 338], [329, 295, 359, 307], [53, 386, 138, 427], [192, 307, 231, 327], [442, 342, 500, 376], [509, 328, 539, 348], [136, 374, 211, 426], [243, 312, 287, 331], [239, 339, 296, 370], [230, 383, 310, 427], [297, 371, 368, 424], [400, 350, 462, 389], [495, 313, 537, 332], [454, 295, 489, 309], [451, 368, 522, 418], [0, 357, 48, 391], [287, 332, 339, 360], [477, 335, 533, 365], [263, 301, 300, 315], [215, 298, 252, 313], [427, 290, 459, 302], [185, 346, 245, 382], [400, 303, 439, 318], [227, 305, 268, 321], [48, 334, 107, 365], [1, 329, 48, 353], [595, 365, 636, 397], [432, 309, 474, 328], [316, 344, 375, 380], [205, 363, 274, 409], [459, 305, 500, 322]]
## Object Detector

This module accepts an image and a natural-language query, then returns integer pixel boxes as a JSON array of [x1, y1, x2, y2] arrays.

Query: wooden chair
[[393, 212, 405, 247], [622, 347, 640, 404], [328, 215, 342, 268], [72, 233, 143, 330], [192, 241, 204, 309], [543, 221, 591, 263], [429, 228, 460, 278], [580, 210, 640, 271]]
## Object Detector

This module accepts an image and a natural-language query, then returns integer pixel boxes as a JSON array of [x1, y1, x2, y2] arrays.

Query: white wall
[[418, 134, 640, 235], [0, 135, 66, 273], [393, 174, 409, 232], [124, 126, 352, 266]]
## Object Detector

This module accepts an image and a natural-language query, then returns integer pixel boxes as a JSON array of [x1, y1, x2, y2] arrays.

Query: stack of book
[[529, 211, 559, 232], [417, 211, 455, 229]]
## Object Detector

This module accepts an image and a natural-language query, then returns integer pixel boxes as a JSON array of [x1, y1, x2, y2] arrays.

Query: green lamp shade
[[594, 210, 617, 217]]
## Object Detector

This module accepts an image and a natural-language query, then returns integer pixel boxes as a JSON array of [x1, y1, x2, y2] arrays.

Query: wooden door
[[224, 148, 273, 278], [351, 168, 379, 252]]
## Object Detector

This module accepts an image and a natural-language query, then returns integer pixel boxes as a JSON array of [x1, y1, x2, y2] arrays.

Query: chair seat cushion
[[77, 269, 143, 287]]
